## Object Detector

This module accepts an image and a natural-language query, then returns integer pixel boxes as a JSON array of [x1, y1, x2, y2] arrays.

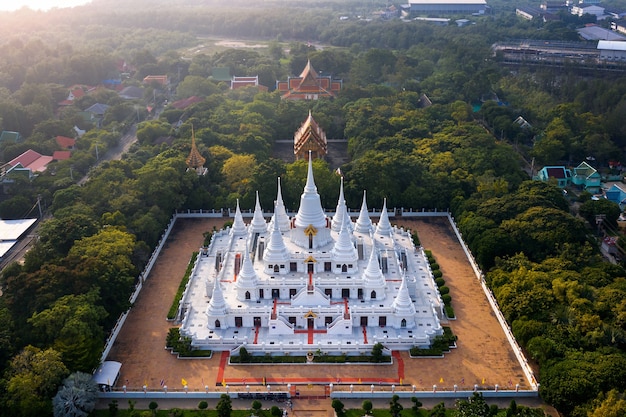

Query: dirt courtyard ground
[[105, 216, 551, 410]]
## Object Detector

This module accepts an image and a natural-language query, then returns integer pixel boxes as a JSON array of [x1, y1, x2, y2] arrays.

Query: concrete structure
[[571, 5, 605, 17], [408, 0, 487, 15], [179, 155, 445, 356]]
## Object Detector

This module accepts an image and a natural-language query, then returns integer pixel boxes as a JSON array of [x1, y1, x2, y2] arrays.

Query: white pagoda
[[180, 154, 444, 356]]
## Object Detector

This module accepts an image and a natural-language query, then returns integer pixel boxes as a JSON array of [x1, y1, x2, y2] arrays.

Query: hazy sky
[[0, 0, 92, 11]]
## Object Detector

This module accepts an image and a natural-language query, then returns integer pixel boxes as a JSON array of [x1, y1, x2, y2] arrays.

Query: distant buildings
[[408, 0, 487, 15], [277, 60, 342, 100]]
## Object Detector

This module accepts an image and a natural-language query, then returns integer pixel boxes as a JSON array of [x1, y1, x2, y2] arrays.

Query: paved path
[[101, 216, 556, 415]]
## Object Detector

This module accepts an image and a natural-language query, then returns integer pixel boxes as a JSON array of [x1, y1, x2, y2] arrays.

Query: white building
[[408, 0, 487, 15], [598, 40, 626, 60], [179, 155, 445, 356]]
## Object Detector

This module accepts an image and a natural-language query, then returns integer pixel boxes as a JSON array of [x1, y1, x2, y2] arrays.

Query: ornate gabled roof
[[236, 245, 258, 289], [294, 110, 327, 158], [186, 126, 206, 171], [268, 177, 291, 232], [299, 59, 319, 80], [392, 273, 416, 315], [264, 208, 290, 264], [355, 191, 374, 234], [363, 246, 385, 288], [376, 198, 393, 236], [294, 151, 327, 229], [250, 191, 267, 234], [207, 278, 227, 316], [331, 216, 358, 263], [230, 199, 247, 236], [331, 176, 352, 232]]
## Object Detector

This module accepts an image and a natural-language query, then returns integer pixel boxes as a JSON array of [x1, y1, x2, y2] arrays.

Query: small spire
[[207, 278, 227, 316], [355, 191, 374, 234], [230, 199, 247, 236], [392, 273, 416, 315], [264, 205, 290, 263], [250, 191, 267, 233], [332, 176, 352, 232], [376, 198, 392, 236], [236, 244, 258, 289], [270, 177, 291, 232], [331, 216, 358, 263], [363, 246, 385, 288]]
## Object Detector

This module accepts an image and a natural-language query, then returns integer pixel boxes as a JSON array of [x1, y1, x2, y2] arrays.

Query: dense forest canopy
[[1, 0, 626, 416]]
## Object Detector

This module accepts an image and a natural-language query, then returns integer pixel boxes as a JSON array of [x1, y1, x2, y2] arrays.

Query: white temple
[[179, 154, 445, 356]]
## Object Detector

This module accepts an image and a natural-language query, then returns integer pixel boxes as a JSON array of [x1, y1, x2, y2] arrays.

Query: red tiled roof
[[55, 135, 76, 149], [171, 96, 203, 109], [53, 151, 72, 161], [546, 167, 567, 179], [9, 149, 54, 173]]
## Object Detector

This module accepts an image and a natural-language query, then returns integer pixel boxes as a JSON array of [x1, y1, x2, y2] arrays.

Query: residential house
[[571, 5, 605, 17], [572, 161, 602, 193], [536, 166, 572, 188], [118, 86, 145, 100], [514, 116, 532, 129], [55, 135, 76, 150], [0, 131, 23, 145], [605, 183, 626, 209], [80, 103, 110, 127], [5, 149, 54, 179], [142, 75, 169, 87]]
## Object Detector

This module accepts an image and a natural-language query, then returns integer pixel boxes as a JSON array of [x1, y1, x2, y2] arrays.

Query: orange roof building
[[276, 60, 342, 100], [294, 111, 327, 161]]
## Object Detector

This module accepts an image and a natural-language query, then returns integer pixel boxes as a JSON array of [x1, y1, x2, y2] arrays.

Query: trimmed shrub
[[442, 294, 452, 305], [433, 270, 443, 279]]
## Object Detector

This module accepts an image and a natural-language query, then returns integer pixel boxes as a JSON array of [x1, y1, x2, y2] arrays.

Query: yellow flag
[[182, 378, 188, 386], [439, 377, 444, 383], [358, 378, 362, 384], [222, 379, 226, 387], [144, 379, 148, 387], [399, 378, 403, 385], [481, 378, 485, 384]]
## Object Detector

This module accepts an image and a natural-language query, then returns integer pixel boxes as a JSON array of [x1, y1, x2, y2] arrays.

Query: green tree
[[252, 400, 262, 416], [389, 394, 403, 417], [271, 405, 282, 417], [5, 346, 69, 417], [456, 392, 491, 417], [331, 399, 345, 417], [362, 399, 373, 415], [429, 402, 446, 417], [198, 401, 209, 416], [217, 394, 233, 417], [28, 291, 107, 371], [411, 397, 422, 415], [590, 390, 626, 417], [371, 342, 384, 363], [148, 401, 158, 416]]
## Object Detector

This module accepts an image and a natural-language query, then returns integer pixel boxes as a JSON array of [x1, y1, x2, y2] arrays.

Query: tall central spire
[[294, 151, 327, 230]]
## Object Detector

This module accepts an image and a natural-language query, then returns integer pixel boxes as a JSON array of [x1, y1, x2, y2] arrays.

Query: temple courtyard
[[105, 215, 534, 396]]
